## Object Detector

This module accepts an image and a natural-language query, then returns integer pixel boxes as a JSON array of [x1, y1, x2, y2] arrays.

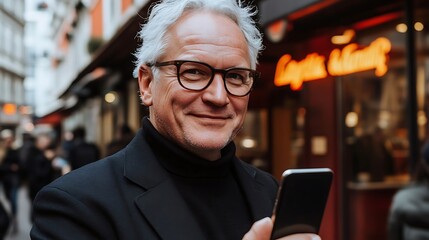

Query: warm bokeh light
[[241, 138, 257, 148], [2, 103, 17, 115], [396, 23, 407, 33], [345, 112, 358, 128], [396, 22, 425, 32], [414, 22, 424, 31], [378, 110, 391, 129], [104, 91, 117, 103], [418, 110, 427, 126]]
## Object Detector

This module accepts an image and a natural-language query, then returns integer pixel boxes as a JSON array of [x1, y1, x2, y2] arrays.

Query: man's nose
[[201, 74, 229, 106]]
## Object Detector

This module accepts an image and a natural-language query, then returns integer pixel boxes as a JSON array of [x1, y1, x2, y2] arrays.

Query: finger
[[242, 217, 273, 240]]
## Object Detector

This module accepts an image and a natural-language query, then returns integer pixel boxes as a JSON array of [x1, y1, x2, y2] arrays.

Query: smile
[[192, 113, 230, 120]]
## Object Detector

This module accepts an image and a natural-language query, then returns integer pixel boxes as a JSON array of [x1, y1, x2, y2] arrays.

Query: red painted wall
[[301, 76, 339, 240]]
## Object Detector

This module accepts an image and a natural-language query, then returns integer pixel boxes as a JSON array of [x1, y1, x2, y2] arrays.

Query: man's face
[[138, 10, 251, 160]]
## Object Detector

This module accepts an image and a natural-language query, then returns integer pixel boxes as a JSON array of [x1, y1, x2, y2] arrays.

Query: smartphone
[[271, 168, 333, 239]]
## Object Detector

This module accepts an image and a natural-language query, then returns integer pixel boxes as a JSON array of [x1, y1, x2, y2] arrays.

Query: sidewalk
[[3, 186, 32, 240]]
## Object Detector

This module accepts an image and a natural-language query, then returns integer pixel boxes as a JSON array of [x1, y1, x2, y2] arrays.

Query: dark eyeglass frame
[[147, 60, 260, 97]]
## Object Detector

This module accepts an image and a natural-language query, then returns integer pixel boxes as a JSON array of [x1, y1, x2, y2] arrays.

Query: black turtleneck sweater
[[143, 118, 252, 240]]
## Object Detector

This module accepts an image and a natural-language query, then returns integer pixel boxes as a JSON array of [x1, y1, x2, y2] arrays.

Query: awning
[[59, 0, 157, 99], [35, 107, 67, 125], [35, 96, 79, 125]]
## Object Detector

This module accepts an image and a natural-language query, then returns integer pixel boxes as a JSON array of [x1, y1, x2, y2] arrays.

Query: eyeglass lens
[[178, 61, 254, 96]]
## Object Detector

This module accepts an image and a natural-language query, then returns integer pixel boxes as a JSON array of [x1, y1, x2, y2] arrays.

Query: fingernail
[[310, 234, 321, 240]]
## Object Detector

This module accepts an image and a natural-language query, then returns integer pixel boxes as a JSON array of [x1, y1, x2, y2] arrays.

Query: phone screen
[[271, 168, 333, 239]]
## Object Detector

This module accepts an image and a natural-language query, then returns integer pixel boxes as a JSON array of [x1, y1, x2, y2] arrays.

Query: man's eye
[[181, 68, 209, 81], [227, 73, 245, 80], [183, 69, 204, 75], [226, 72, 246, 85]]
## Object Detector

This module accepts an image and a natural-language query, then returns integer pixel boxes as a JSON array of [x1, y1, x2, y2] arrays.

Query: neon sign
[[274, 37, 392, 90]]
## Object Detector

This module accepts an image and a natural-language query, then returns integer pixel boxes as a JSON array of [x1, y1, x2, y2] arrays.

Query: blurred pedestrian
[[0, 199, 9, 240], [106, 124, 134, 156], [68, 127, 100, 170], [0, 130, 21, 234], [26, 134, 55, 203], [18, 133, 35, 182], [59, 131, 73, 161], [388, 141, 429, 240], [0, 133, 11, 239]]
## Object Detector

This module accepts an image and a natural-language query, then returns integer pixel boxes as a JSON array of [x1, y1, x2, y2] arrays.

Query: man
[[68, 127, 100, 170], [106, 124, 134, 156], [26, 134, 55, 211], [31, 0, 321, 239], [387, 141, 429, 240], [0, 199, 9, 239], [0, 129, 21, 233]]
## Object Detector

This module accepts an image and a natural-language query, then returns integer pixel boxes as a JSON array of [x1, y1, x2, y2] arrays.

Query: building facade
[[0, 0, 27, 140], [28, 0, 149, 148]]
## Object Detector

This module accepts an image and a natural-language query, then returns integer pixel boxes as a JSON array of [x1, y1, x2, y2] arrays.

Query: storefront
[[245, 0, 429, 239], [52, 0, 428, 239]]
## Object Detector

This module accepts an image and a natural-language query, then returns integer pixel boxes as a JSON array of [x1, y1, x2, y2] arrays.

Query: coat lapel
[[233, 159, 275, 221], [123, 130, 206, 239], [134, 180, 206, 239]]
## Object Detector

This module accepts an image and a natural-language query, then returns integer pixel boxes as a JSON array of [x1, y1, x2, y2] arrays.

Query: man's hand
[[242, 217, 321, 240]]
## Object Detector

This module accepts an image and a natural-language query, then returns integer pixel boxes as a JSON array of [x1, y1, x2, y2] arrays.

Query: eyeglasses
[[148, 60, 260, 97]]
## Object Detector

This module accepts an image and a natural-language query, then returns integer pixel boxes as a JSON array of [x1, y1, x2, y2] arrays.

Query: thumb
[[242, 217, 273, 240]]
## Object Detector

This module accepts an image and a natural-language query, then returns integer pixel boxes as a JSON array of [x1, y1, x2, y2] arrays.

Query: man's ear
[[138, 64, 154, 106]]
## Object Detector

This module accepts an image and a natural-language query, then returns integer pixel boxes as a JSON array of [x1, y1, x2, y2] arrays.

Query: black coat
[[31, 129, 278, 239], [0, 202, 9, 239], [26, 147, 55, 201], [388, 182, 429, 240], [0, 148, 21, 186]]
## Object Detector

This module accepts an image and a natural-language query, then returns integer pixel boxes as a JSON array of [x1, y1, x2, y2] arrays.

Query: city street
[[0, 0, 427, 239], [2, 186, 32, 240]]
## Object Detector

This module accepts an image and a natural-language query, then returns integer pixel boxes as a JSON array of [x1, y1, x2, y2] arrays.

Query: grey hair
[[132, 0, 263, 78]]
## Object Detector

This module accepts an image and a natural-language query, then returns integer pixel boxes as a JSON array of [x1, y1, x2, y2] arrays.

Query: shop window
[[342, 69, 410, 183], [235, 109, 269, 171], [340, 25, 412, 184]]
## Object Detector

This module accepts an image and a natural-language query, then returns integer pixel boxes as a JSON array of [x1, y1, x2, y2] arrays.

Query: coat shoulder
[[46, 151, 125, 194]]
